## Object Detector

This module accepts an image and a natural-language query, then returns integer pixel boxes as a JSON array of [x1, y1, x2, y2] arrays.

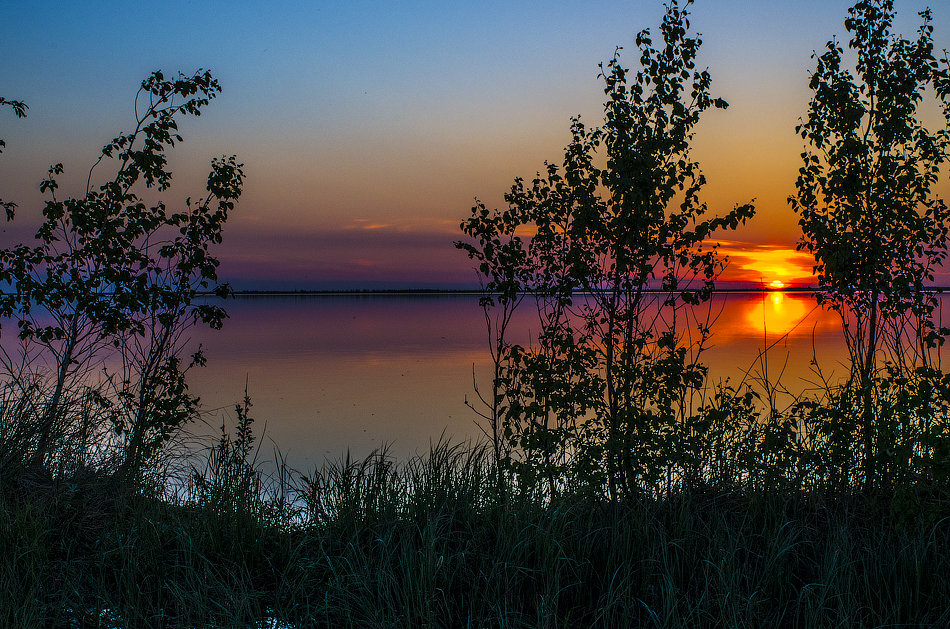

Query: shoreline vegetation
[[3, 436, 950, 628], [0, 285, 938, 298], [3, 0, 950, 627], [226, 286, 950, 296]]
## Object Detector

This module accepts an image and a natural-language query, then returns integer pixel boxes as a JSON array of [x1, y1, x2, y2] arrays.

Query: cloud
[[216, 221, 476, 288], [716, 241, 815, 285]]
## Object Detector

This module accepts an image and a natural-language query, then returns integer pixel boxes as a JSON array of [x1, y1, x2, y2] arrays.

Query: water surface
[[186, 292, 863, 469]]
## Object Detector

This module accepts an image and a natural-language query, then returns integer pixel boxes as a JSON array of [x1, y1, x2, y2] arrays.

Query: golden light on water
[[744, 291, 811, 338]]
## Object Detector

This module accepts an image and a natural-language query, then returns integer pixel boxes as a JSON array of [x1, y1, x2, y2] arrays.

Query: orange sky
[[717, 242, 816, 288], [1, 1, 947, 289]]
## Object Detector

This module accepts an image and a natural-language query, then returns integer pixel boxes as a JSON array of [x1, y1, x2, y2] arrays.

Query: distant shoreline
[[228, 288, 484, 296], [224, 286, 950, 297]]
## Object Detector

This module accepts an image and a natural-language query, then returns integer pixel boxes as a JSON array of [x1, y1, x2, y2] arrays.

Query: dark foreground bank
[[2, 437, 949, 629]]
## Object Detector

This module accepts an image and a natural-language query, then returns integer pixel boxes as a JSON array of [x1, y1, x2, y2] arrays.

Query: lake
[[186, 291, 863, 470]]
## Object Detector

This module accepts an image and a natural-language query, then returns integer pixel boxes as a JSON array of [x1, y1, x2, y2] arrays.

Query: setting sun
[[716, 243, 816, 287]]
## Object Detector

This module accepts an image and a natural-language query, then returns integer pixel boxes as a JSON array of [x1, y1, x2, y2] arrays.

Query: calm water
[[186, 292, 861, 470]]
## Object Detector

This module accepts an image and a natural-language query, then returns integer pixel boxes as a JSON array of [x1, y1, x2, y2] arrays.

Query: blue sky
[[1, 1, 946, 288]]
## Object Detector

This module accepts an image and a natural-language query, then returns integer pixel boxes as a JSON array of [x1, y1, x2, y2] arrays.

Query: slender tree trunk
[[604, 290, 620, 500], [488, 303, 509, 497], [33, 317, 78, 466], [863, 290, 879, 492]]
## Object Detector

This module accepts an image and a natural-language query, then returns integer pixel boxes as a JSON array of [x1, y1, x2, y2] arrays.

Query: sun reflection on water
[[743, 291, 812, 338]]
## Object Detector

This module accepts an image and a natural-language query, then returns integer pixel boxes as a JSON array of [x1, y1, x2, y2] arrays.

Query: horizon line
[[222, 286, 950, 296]]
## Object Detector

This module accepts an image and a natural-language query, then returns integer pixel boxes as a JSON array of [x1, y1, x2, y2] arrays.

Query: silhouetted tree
[[791, 0, 950, 490], [0, 71, 243, 478], [457, 203, 527, 475], [459, 0, 754, 498]]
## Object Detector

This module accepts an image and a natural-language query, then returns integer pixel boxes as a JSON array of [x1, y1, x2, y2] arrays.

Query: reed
[[2, 412, 949, 628]]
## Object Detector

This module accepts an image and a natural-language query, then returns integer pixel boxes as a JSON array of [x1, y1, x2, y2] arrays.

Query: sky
[[0, 1, 947, 289]]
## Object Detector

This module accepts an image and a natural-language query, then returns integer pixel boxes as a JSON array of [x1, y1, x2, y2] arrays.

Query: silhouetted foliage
[[0, 70, 243, 479], [459, 0, 754, 499], [791, 0, 950, 490], [0, 96, 28, 221], [456, 202, 526, 478]]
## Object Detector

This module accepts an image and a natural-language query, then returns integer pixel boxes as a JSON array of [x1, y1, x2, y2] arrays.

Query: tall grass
[[2, 344, 949, 627], [3, 406, 950, 628]]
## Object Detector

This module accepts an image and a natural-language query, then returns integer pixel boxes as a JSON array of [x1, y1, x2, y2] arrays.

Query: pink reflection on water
[[185, 293, 948, 469], [187, 296, 501, 468]]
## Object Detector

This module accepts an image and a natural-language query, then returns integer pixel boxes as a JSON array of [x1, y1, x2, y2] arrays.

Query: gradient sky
[[1, 1, 947, 289]]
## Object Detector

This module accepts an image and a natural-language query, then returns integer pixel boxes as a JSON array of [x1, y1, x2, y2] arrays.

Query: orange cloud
[[717, 242, 816, 286], [345, 217, 462, 234]]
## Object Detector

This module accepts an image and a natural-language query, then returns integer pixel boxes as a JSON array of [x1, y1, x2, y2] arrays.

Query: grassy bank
[[3, 435, 950, 628]]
